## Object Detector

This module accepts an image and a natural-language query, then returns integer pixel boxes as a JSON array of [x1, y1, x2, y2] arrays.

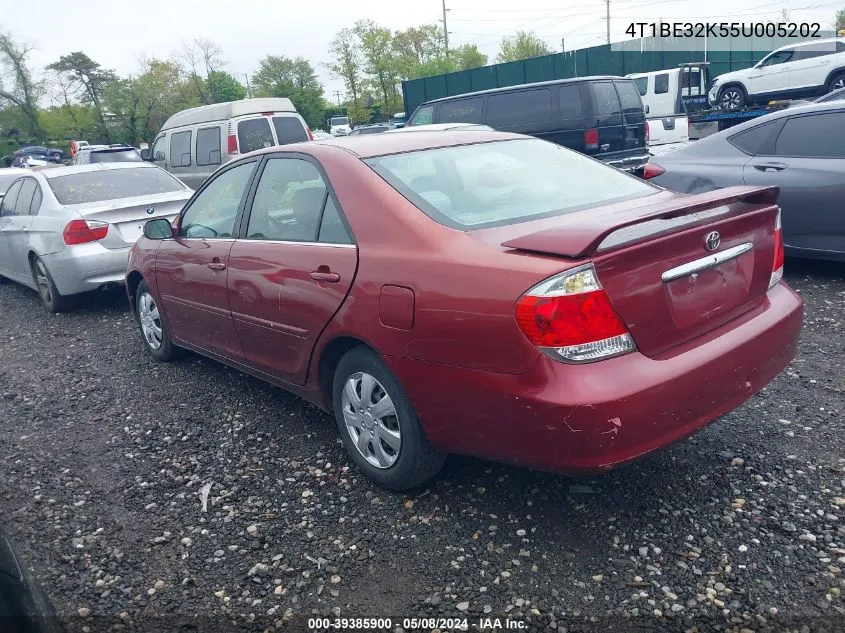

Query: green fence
[[401, 35, 791, 115]]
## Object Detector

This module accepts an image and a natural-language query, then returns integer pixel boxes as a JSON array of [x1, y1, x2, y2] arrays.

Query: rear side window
[[486, 89, 552, 128], [29, 186, 42, 214], [238, 118, 275, 154], [558, 85, 584, 119], [591, 82, 622, 119], [439, 97, 483, 124], [170, 131, 192, 167], [727, 120, 781, 155], [774, 112, 845, 158], [633, 77, 648, 95], [273, 116, 308, 144], [196, 127, 222, 166], [654, 73, 669, 94]]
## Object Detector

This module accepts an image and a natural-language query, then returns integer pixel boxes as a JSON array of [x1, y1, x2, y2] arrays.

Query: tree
[[327, 28, 363, 103], [206, 71, 246, 103], [354, 20, 402, 114], [47, 51, 117, 141], [252, 55, 325, 127], [393, 25, 444, 74], [0, 31, 46, 141], [836, 7, 845, 31], [497, 31, 553, 63], [453, 44, 488, 71], [177, 38, 226, 105]]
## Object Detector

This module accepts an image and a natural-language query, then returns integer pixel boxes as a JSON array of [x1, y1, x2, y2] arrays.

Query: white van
[[147, 98, 312, 189], [626, 65, 709, 146]]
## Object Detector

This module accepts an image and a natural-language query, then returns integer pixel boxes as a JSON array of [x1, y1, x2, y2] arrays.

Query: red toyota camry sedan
[[126, 130, 803, 491]]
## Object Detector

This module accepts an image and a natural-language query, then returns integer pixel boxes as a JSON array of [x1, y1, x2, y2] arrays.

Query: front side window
[[152, 135, 166, 162], [409, 105, 434, 126], [438, 98, 483, 124], [170, 131, 192, 167], [238, 118, 274, 154], [247, 158, 327, 242], [761, 50, 795, 66], [774, 112, 845, 158], [48, 168, 186, 205], [179, 162, 255, 239], [196, 127, 222, 166], [487, 89, 552, 128], [366, 138, 656, 230], [0, 180, 22, 215]]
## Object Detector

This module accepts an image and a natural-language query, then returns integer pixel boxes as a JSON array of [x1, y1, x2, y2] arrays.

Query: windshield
[[90, 149, 143, 163], [48, 167, 185, 205], [366, 138, 656, 230], [330, 117, 349, 126]]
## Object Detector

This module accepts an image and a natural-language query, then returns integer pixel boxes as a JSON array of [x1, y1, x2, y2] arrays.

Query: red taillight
[[227, 134, 238, 154], [584, 127, 599, 151], [306, 127, 314, 141], [515, 264, 636, 363], [645, 121, 650, 145], [63, 219, 108, 245], [769, 208, 784, 289], [642, 163, 665, 179]]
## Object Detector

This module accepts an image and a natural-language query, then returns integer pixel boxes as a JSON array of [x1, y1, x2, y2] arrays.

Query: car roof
[[387, 123, 493, 133], [241, 129, 525, 159], [161, 97, 296, 130], [417, 75, 630, 106], [777, 37, 842, 51], [36, 162, 162, 179]]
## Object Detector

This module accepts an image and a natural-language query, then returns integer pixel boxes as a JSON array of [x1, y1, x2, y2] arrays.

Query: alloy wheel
[[33, 260, 53, 305], [834, 76, 845, 90], [138, 291, 163, 350], [341, 372, 402, 469], [720, 88, 743, 110]]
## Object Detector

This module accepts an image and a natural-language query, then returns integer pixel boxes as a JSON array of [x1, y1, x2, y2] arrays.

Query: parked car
[[347, 124, 392, 136], [644, 102, 845, 260], [146, 98, 312, 190], [407, 76, 650, 174], [0, 163, 193, 312], [709, 38, 845, 110], [311, 130, 333, 140], [815, 85, 845, 103], [0, 169, 30, 200], [13, 147, 63, 161], [127, 130, 801, 491], [72, 144, 143, 165], [392, 112, 407, 128], [0, 528, 65, 633], [386, 123, 494, 133], [328, 116, 352, 136]]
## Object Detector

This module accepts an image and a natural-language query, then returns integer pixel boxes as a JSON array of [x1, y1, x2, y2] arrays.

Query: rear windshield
[[238, 118, 275, 153], [366, 138, 655, 230], [90, 149, 143, 163], [48, 168, 185, 205]]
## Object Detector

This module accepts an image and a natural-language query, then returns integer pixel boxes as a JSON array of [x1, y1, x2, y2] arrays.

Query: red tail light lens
[[515, 264, 636, 363], [769, 208, 784, 289], [642, 163, 665, 179], [645, 121, 650, 144], [584, 128, 599, 151], [63, 219, 108, 245], [227, 134, 238, 154]]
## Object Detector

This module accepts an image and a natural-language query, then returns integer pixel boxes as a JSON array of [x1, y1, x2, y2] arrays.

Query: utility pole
[[333, 90, 343, 106], [561, 37, 565, 52], [244, 73, 252, 99], [605, 0, 611, 45], [441, 0, 450, 56]]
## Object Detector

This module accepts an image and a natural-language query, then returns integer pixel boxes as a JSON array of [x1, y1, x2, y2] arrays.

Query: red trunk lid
[[499, 186, 781, 358]]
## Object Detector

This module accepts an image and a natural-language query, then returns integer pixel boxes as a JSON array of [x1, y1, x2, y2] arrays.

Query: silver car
[[0, 162, 192, 311]]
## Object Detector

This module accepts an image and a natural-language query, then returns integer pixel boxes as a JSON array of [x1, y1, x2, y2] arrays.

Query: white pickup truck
[[627, 64, 710, 149]]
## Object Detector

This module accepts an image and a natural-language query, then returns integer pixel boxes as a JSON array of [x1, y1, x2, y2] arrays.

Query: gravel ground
[[1, 261, 844, 633]]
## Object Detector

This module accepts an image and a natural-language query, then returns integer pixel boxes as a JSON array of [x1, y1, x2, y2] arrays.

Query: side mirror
[[143, 218, 175, 240], [140, 148, 152, 161]]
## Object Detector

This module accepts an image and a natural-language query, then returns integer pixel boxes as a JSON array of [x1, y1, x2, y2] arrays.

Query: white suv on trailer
[[709, 37, 845, 110]]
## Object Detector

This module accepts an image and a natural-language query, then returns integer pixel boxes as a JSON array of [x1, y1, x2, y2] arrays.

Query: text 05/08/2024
[[625, 22, 822, 39]]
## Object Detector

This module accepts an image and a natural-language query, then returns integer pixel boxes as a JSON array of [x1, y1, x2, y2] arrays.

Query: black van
[[407, 76, 650, 174]]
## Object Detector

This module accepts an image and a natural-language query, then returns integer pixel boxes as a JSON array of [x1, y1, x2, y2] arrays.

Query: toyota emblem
[[146, 206, 155, 215], [704, 231, 721, 251]]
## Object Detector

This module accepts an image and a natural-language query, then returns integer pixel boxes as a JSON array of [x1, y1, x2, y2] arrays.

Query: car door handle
[[310, 271, 340, 283], [207, 261, 226, 271], [752, 162, 787, 172]]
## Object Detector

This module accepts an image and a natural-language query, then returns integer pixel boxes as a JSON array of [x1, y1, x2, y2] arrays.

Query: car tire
[[718, 85, 747, 110], [332, 346, 446, 491], [135, 280, 180, 362], [827, 71, 845, 93], [30, 255, 73, 313]]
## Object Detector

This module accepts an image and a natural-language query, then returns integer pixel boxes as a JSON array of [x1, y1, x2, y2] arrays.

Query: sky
[[1, 0, 841, 102]]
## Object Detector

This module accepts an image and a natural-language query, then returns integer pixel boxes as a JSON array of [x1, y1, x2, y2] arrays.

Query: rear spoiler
[[500, 186, 779, 259]]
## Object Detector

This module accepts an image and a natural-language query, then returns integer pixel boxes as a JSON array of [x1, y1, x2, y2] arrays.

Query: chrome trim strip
[[239, 239, 357, 248], [661, 242, 754, 283]]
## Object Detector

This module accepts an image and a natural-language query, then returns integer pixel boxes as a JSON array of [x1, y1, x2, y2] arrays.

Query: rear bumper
[[387, 282, 803, 473], [42, 244, 130, 296]]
